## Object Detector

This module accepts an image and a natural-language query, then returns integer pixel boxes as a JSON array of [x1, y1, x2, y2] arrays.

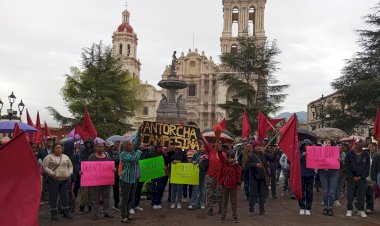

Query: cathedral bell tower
[[112, 7, 141, 79], [220, 0, 267, 54]]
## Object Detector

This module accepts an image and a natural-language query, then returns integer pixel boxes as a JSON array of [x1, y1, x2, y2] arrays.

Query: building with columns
[[112, 0, 267, 130]]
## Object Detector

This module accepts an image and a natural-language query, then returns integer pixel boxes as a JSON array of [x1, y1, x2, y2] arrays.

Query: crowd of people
[[30, 126, 380, 224]]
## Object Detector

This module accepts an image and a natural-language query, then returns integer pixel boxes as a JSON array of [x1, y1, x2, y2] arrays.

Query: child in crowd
[[219, 151, 242, 223], [170, 148, 188, 209]]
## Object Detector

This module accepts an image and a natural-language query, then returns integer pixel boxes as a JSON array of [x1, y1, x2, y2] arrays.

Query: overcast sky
[[0, 0, 376, 126]]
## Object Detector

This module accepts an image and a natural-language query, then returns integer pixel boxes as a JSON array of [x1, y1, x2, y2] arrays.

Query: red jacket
[[219, 161, 242, 190], [205, 143, 226, 178]]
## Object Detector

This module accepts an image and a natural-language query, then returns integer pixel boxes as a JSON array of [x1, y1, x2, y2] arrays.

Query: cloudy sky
[[0, 0, 376, 126]]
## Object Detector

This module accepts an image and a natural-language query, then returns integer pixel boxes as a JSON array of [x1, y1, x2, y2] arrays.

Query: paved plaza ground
[[39, 185, 380, 226]]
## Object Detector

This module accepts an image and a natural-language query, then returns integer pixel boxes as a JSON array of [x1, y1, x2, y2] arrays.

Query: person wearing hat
[[105, 141, 121, 210], [345, 138, 370, 218]]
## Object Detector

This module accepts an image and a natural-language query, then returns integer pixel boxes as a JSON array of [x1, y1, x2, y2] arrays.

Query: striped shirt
[[119, 132, 142, 184]]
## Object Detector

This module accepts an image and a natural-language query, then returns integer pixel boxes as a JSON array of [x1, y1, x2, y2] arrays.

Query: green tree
[[218, 37, 288, 135], [329, 3, 380, 133], [47, 42, 143, 137]]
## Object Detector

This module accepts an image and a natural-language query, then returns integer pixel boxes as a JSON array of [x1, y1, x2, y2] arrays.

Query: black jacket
[[371, 153, 380, 182], [248, 152, 272, 180], [345, 150, 370, 180]]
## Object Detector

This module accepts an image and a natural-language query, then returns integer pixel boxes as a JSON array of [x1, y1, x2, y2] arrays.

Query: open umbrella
[[106, 135, 127, 142], [312, 127, 348, 140], [0, 121, 37, 133], [201, 128, 235, 138], [339, 135, 365, 142], [297, 129, 317, 142], [202, 131, 235, 144]]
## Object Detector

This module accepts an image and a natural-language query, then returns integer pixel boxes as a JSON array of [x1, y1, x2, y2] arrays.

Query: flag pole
[[264, 129, 281, 149]]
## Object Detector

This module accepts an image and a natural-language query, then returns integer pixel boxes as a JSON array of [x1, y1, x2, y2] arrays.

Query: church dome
[[117, 23, 134, 33]]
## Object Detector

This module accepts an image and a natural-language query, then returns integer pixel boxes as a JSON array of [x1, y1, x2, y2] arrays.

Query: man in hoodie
[[345, 138, 370, 218], [298, 139, 315, 216], [79, 138, 95, 213]]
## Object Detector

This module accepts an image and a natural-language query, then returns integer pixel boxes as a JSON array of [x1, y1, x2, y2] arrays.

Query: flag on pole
[[0, 132, 41, 226], [75, 108, 97, 141], [44, 121, 52, 138], [257, 112, 284, 144], [13, 123, 21, 137], [242, 110, 251, 140], [26, 109, 35, 141], [218, 118, 227, 130], [278, 114, 302, 200], [35, 111, 43, 144]]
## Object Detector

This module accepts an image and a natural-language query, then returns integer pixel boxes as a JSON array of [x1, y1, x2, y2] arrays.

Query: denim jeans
[[190, 172, 206, 207], [365, 185, 374, 210], [134, 180, 144, 208], [120, 181, 136, 219], [242, 170, 250, 199], [319, 169, 339, 208], [347, 178, 366, 211], [171, 183, 183, 204], [249, 178, 267, 210], [183, 184, 193, 199], [91, 185, 111, 217], [47, 179, 69, 211]]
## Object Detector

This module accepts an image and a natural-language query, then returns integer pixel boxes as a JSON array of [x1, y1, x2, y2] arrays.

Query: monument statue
[[170, 51, 177, 73], [176, 94, 184, 108], [159, 94, 168, 108]]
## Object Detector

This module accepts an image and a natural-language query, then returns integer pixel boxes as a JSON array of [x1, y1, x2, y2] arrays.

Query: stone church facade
[[112, 0, 267, 130]]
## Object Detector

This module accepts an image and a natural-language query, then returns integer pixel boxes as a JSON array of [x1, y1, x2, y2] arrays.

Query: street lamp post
[[3, 91, 26, 137], [320, 95, 325, 128], [0, 98, 3, 119], [18, 100, 25, 122]]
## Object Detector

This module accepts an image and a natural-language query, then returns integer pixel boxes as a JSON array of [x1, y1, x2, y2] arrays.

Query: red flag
[[373, 108, 380, 142], [13, 123, 21, 137], [26, 108, 34, 127], [0, 132, 41, 226], [219, 118, 227, 130], [278, 114, 302, 200], [35, 111, 43, 144], [242, 110, 251, 140], [75, 108, 97, 141], [257, 112, 284, 144], [26, 109, 35, 141], [44, 121, 52, 138]]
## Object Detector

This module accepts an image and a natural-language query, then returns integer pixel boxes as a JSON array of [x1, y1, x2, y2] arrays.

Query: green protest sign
[[139, 156, 166, 182], [170, 163, 199, 185]]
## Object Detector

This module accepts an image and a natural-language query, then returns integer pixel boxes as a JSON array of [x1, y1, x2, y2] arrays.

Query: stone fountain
[[156, 51, 188, 124]]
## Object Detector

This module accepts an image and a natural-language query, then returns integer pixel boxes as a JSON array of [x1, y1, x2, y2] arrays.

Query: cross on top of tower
[[124, 1, 128, 10]]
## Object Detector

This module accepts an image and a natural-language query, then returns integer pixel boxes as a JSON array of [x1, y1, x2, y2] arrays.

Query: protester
[[42, 143, 73, 221], [364, 142, 377, 213], [248, 141, 273, 215], [87, 141, 114, 220], [298, 139, 315, 216], [170, 147, 188, 209], [318, 140, 340, 216], [279, 152, 290, 196], [267, 144, 280, 199], [150, 145, 165, 209], [79, 138, 95, 213], [371, 143, 380, 190], [238, 142, 252, 200], [183, 149, 195, 203], [189, 143, 208, 210], [133, 144, 151, 212], [105, 141, 121, 211], [72, 142, 81, 200], [337, 143, 348, 201], [119, 129, 142, 223], [217, 150, 241, 223], [345, 139, 370, 218], [202, 135, 226, 216]]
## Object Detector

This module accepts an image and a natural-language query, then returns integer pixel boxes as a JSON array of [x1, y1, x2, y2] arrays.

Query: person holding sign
[[170, 147, 188, 209], [345, 138, 370, 218], [318, 140, 340, 217], [87, 141, 115, 220], [119, 128, 143, 223], [42, 143, 73, 221]]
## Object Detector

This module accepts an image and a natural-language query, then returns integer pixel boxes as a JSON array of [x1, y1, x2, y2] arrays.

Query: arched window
[[232, 7, 239, 37], [119, 43, 123, 55], [248, 7, 255, 36], [127, 44, 131, 56], [231, 44, 238, 53]]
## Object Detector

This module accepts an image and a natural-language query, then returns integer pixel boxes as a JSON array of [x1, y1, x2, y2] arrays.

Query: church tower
[[112, 7, 141, 78], [220, 0, 267, 53]]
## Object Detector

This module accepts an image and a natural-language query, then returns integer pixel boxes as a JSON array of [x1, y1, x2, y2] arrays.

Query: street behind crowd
[[39, 185, 380, 226]]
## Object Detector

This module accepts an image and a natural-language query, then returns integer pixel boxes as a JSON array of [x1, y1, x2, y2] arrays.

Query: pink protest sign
[[81, 161, 115, 186], [306, 146, 340, 169]]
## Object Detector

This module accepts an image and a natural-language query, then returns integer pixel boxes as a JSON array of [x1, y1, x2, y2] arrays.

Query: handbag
[[253, 153, 270, 186]]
